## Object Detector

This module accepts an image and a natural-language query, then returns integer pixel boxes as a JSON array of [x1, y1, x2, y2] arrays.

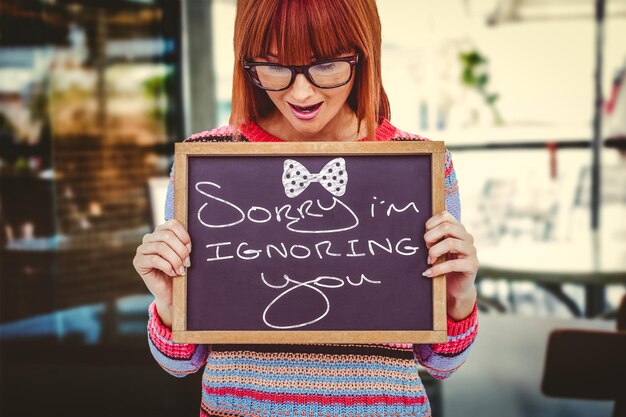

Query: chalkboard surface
[[173, 141, 446, 344]]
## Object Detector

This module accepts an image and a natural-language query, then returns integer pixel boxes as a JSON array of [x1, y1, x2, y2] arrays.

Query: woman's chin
[[287, 119, 325, 138]]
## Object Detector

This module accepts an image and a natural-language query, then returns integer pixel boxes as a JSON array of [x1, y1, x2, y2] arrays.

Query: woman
[[133, 0, 479, 416]]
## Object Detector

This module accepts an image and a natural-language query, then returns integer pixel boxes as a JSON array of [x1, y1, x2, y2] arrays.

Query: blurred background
[[0, 0, 625, 416]]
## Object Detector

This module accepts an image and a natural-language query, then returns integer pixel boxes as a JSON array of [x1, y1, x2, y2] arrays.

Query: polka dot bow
[[282, 158, 348, 198]]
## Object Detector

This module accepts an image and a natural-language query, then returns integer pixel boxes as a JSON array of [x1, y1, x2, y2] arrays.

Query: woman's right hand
[[133, 219, 191, 328]]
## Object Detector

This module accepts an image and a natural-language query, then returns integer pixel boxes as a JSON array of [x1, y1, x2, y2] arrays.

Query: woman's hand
[[422, 211, 478, 321], [133, 219, 191, 328]]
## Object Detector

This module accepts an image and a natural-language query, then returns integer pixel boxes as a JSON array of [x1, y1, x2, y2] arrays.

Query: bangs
[[243, 0, 357, 64]]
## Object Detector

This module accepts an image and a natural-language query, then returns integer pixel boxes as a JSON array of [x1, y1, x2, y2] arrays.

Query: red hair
[[230, 0, 390, 141]]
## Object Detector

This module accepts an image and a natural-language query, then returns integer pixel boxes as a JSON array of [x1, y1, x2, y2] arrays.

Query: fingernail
[[184, 257, 191, 267], [186, 243, 192, 252], [178, 266, 185, 275], [422, 269, 432, 277], [427, 256, 432, 265]]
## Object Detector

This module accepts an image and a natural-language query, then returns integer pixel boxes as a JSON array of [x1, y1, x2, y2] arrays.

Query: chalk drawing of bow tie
[[282, 158, 348, 198]]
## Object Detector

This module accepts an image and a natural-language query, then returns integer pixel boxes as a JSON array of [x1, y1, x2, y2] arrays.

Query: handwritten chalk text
[[260, 272, 382, 329], [205, 237, 420, 262]]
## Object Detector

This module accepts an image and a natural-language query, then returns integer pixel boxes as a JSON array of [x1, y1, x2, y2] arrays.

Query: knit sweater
[[148, 118, 478, 417]]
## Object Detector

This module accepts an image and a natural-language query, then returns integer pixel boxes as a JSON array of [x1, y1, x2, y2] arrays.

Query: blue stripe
[[420, 342, 474, 377], [148, 338, 201, 377], [201, 393, 431, 417], [202, 377, 424, 397], [164, 169, 174, 221]]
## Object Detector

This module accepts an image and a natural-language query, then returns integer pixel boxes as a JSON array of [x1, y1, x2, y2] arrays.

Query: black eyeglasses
[[243, 56, 358, 91]]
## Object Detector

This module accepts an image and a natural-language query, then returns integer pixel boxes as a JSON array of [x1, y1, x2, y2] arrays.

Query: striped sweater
[[148, 118, 477, 417]]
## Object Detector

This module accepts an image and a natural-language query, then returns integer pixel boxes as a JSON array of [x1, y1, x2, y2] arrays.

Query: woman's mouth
[[288, 102, 323, 120]]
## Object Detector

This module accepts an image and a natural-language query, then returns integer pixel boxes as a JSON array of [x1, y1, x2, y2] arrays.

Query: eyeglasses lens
[[252, 66, 293, 90], [251, 61, 351, 90], [309, 61, 351, 87]]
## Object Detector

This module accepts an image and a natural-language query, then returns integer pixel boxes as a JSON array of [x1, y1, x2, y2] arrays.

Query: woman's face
[[256, 50, 357, 141]]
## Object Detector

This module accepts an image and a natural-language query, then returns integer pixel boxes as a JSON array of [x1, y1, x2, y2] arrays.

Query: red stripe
[[432, 325, 477, 354], [149, 331, 196, 359], [203, 386, 427, 406], [444, 157, 454, 177]]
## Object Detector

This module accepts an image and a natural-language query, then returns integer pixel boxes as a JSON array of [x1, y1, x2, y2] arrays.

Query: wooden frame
[[173, 141, 446, 344]]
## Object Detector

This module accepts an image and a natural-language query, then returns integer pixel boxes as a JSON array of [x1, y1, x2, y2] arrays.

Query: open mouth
[[288, 102, 323, 114]]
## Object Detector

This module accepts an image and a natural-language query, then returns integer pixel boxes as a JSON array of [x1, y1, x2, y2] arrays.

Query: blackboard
[[172, 141, 446, 344]]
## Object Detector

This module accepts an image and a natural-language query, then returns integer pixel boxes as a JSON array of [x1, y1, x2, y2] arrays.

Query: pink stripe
[[149, 329, 196, 358], [203, 386, 427, 406], [148, 303, 196, 358]]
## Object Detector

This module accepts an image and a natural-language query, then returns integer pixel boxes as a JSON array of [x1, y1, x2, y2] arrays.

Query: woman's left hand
[[422, 210, 479, 321]]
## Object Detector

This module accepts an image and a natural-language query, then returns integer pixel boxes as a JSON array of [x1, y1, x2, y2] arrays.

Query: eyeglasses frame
[[242, 55, 359, 92]]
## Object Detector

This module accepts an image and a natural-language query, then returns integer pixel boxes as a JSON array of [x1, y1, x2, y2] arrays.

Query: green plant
[[459, 50, 504, 126]]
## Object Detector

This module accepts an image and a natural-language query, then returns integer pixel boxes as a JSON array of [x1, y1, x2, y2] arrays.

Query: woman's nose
[[289, 73, 315, 102]]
